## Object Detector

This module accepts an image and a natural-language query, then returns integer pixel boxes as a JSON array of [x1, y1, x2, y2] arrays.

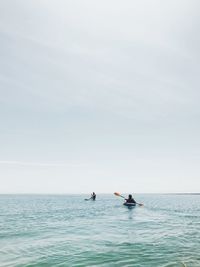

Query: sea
[[0, 194, 200, 267]]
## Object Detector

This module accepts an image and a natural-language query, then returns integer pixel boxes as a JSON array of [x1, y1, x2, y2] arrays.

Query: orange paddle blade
[[114, 192, 121, 196]]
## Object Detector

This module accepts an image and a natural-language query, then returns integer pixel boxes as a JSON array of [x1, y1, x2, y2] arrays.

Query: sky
[[0, 0, 200, 194]]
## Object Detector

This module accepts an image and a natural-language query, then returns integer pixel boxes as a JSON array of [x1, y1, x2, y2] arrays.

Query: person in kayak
[[125, 194, 136, 204], [91, 192, 96, 200]]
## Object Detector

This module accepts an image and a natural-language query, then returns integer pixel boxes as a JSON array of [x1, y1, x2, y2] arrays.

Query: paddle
[[114, 192, 144, 206], [84, 197, 92, 201]]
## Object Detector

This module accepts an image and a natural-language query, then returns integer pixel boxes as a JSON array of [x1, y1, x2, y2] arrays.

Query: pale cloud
[[0, 0, 200, 193], [0, 160, 84, 167]]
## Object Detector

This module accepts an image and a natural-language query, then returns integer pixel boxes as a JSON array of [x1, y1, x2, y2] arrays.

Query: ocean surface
[[0, 194, 200, 267]]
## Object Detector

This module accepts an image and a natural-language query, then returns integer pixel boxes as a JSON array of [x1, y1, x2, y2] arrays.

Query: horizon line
[[0, 192, 200, 195]]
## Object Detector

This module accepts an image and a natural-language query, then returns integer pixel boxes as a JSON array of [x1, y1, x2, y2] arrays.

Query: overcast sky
[[0, 0, 200, 194]]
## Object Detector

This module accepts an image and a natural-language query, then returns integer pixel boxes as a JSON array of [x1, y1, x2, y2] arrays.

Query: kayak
[[123, 202, 136, 207]]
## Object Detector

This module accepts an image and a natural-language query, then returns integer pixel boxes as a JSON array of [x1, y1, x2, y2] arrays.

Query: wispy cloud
[[0, 160, 83, 167], [0, 0, 200, 193]]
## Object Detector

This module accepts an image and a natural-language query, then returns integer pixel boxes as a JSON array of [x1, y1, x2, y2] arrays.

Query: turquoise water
[[0, 194, 200, 267]]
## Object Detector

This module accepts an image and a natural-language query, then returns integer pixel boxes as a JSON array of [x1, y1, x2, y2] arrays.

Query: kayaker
[[91, 192, 96, 200], [125, 194, 136, 204]]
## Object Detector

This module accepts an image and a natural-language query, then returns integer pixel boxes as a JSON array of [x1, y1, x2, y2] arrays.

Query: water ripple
[[0, 194, 200, 266]]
